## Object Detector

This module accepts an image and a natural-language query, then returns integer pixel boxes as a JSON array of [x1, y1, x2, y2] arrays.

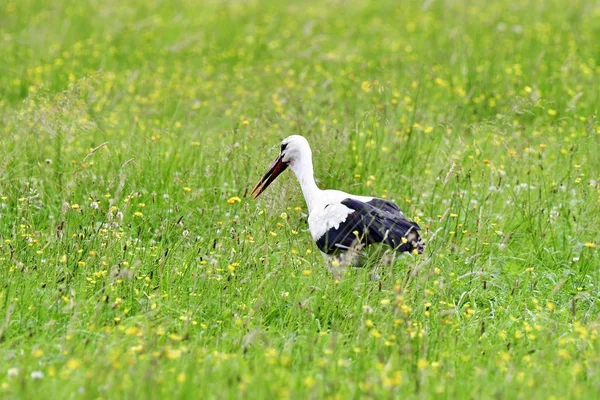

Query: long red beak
[[251, 154, 288, 199]]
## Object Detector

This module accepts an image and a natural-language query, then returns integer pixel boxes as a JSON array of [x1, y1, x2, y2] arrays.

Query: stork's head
[[251, 135, 312, 199]]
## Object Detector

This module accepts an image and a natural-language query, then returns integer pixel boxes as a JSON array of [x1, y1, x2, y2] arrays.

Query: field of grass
[[1, 0, 600, 398]]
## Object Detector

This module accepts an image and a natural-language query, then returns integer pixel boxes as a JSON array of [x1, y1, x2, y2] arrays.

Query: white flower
[[7, 367, 19, 378], [31, 370, 44, 380]]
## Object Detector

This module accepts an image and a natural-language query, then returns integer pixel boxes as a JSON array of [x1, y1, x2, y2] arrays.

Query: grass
[[1, 0, 599, 398]]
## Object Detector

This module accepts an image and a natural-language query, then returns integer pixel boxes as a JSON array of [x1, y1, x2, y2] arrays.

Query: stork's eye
[[280, 143, 288, 153]]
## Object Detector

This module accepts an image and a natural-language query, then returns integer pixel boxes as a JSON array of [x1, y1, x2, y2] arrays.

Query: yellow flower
[[66, 358, 80, 370], [71, 204, 80, 210], [227, 263, 239, 272], [302, 270, 312, 276], [227, 196, 241, 204], [125, 326, 141, 336], [584, 242, 596, 248], [134, 211, 143, 217], [558, 349, 570, 360], [166, 348, 182, 359], [168, 333, 183, 341], [304, 376, 315, 388]]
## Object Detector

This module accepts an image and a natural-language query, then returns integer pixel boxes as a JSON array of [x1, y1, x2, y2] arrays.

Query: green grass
[[1, 0, 599, 398]]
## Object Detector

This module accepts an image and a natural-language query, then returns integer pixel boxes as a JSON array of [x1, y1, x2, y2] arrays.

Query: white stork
[[251, 135, 424, 268]]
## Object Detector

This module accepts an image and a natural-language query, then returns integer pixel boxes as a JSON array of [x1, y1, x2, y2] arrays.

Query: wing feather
[[314, 198, 423, 255]]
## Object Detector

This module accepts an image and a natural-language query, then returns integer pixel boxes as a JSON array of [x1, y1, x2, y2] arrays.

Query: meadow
[[1, 0, 599, 398]]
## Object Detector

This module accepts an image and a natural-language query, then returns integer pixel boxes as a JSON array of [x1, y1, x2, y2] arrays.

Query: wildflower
[[169, 333, 183, 341], [227, 196, 241, 204], [304, 376, 315, 388], [71, 204, 80, 210], [126, 326, 141, 336], [302, 270, 312, 276], [584, 242, 596, 248], [166, 348, 182, 359], [7, 367, 18, 378], [370, 329, 381, 338], [558, 349, 570, 360], [227, 263, 239, 272], [66, 358, 80, 370], [30, 371, 44, 380], [183, 187, 191, 192], [134, 211, 143, 217]]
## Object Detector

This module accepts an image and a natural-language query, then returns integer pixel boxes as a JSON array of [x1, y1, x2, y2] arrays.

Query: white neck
[[289, 156, 321, 214]]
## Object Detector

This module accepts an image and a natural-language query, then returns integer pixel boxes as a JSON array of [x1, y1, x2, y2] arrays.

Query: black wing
[[316, 198, 423, 255]]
